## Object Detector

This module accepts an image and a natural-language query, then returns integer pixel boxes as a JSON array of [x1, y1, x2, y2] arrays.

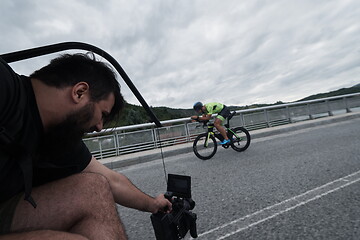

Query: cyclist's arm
[[191, 114, 211, 122], [201, 114, 212, 121]]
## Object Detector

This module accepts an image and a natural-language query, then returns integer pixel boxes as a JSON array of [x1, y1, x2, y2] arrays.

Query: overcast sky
[[1, 0, 360, 108]]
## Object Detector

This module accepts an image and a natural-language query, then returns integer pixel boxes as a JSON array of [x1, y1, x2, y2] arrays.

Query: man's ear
[[71, 82, 90, 103]]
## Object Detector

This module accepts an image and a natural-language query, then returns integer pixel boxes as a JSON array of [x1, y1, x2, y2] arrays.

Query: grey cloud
[[1, 0, 360, 108]]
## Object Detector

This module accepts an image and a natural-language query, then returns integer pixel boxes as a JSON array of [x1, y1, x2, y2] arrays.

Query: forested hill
[[298, 83, 360, 101], [114, 103, 195, 127], [113, 83, 360, 127]]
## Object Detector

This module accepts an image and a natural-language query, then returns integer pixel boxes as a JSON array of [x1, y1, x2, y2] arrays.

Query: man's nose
[[95, 121, 103, 132]]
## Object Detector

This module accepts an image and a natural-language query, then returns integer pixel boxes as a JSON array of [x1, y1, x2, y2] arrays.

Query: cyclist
[[191, 102, 231, 145]]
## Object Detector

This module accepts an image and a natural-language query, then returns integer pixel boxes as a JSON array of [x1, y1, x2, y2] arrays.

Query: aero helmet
[[193, 102, 203, 111]]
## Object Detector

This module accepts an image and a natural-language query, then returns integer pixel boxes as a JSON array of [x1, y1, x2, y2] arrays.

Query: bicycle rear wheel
[[193, 133, 217, 160], [229, 127, 251, 152]]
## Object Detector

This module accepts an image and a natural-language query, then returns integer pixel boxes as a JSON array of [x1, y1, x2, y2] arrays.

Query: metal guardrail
[[84, 93, 360, 159]]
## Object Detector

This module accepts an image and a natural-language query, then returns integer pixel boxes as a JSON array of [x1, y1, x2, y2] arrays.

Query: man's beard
[[38, 103, 95, 157]]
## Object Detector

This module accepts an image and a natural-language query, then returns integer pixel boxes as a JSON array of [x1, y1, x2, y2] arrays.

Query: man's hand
[[150, 194, 172, 213]]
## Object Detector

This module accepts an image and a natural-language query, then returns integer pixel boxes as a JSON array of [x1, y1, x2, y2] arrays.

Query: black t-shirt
[[0, 57, 92, 203]]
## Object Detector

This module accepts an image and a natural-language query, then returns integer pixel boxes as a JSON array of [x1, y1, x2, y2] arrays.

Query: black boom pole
[[0, 42, 162, 127]]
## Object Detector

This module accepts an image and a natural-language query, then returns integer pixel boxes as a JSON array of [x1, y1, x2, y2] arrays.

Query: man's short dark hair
[[30, 53, 124, 124]]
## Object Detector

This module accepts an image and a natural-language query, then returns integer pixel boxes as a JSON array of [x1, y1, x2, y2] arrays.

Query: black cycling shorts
[[216, 105, 231, 121]]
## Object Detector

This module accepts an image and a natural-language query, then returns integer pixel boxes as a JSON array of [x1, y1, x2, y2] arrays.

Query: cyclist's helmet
[[193, 102, 203, 111]]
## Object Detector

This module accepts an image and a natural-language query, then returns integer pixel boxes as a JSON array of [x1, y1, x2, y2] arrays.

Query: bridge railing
[[84, 93, 360, 159]]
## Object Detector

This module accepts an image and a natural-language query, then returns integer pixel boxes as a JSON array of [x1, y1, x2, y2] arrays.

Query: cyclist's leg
[[214, 117, 228, 141], [215, 106, 231, 142]]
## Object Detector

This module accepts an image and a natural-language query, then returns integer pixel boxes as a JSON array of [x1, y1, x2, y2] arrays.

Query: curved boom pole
[[0, 42, 162, 127]]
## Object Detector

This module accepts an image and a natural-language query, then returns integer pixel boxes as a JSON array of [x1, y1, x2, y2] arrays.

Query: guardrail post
[[286, 106, 292, 123], [152, 127, 158, 148], [99, 140, 103, 159], [185, 123, 191, 143], [115, 132, 120, 156], [264, 109, 270, 127], [326, 100, 333, 116], [307, 104, 313, 120], [344, 97, 352, 113], [240, 113, 245, 127]]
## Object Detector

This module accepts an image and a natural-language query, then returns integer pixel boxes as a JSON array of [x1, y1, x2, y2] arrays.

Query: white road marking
[[194, 170, 360, 239]]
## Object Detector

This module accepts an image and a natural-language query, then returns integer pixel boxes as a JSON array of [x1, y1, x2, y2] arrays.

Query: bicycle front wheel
[[193, 133, 217, 160], [229, 127, 251, 152]]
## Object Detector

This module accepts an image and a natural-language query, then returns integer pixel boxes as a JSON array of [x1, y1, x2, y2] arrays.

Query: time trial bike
[[192, 111, 251, 160]]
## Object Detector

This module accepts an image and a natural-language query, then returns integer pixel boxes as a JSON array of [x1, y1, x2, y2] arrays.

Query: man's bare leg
[[0, 230, 88, 240], [7, 173, 126, 239]]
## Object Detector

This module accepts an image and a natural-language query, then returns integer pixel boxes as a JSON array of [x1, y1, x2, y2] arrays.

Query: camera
[[151, 174, 198, 239]]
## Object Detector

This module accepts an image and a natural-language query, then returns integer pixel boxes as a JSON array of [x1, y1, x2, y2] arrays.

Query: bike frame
[[204, 123, 242, 147], [227, 128, 243, 142], [204, 126, 215, 148], [201, 110, 244, 148]]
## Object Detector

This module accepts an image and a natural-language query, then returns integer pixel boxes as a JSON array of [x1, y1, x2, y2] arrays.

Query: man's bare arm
[[83, 157, 171, 213]]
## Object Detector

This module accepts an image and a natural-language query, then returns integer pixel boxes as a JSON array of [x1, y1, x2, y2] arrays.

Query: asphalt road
[[115, 117, 360, 240]]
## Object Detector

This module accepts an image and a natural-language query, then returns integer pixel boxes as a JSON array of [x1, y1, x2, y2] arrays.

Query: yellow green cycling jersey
[[204, 102, 224, 114]]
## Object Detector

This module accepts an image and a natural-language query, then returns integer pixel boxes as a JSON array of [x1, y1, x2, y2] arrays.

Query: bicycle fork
[[204, 132, 214, 147]]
